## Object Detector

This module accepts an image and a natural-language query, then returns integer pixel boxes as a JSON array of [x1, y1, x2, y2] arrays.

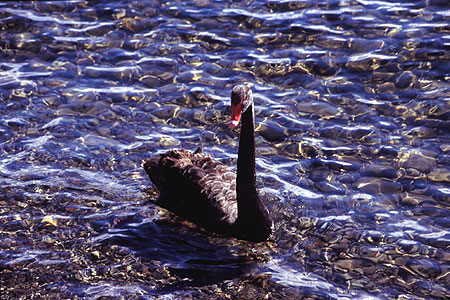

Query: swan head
[[229, 85, 253, 129]]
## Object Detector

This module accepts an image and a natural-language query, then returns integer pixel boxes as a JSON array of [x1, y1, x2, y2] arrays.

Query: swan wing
[[142, 149, 237, 231]]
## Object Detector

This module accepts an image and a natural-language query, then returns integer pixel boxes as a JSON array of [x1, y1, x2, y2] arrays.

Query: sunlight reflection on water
[[0, 0, 449, 299]]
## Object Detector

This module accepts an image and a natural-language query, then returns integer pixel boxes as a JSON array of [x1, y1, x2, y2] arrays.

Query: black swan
[[142, 85, 273, 242]]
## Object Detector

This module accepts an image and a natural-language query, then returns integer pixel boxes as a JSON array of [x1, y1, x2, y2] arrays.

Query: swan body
[[143, 148, 238, 234], [142, 85, 272, 242]]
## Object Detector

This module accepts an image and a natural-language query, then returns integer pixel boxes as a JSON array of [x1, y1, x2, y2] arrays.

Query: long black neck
[[236, 103, 257, 206], [235, 103, 272, 241]]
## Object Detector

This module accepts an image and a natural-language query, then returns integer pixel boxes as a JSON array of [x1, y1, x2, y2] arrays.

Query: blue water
[[0, 1, 449, 299]]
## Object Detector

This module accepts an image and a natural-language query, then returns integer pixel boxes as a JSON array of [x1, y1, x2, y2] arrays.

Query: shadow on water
[[92, 204, 266, 294]]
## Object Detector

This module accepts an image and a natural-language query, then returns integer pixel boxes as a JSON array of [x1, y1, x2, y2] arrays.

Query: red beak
[[229, 101, 242, 129]]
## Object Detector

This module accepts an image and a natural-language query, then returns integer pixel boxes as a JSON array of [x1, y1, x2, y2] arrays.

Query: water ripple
[[0, 0, 449, 299]]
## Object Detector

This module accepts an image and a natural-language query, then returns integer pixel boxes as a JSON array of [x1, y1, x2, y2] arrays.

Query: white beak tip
[[229, 120, 239, 129]]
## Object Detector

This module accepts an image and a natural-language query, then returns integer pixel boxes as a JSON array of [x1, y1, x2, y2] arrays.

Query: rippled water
[[1, 0, 449, 299]]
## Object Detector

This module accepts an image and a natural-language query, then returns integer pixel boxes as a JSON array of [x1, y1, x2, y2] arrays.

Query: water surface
[[0, 1, 449, 299]]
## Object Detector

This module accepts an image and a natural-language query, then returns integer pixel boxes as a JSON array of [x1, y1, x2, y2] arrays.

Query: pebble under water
[[0, 1, 449, 299]]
